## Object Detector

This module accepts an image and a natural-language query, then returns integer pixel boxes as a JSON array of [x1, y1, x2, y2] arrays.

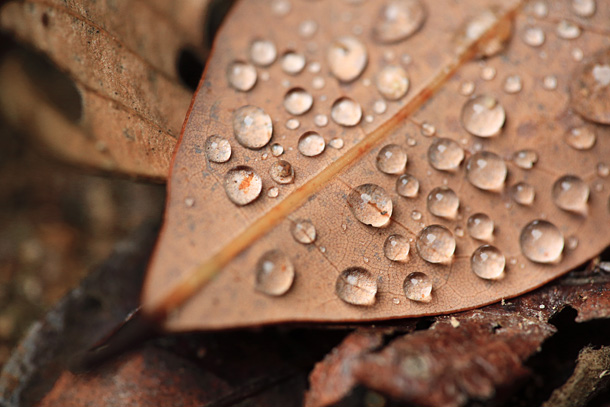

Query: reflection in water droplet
[[205, 135, 232, 163], [384, 234, 410, 261], [416, 224, 456, 263], [284, 88, 313, 115], [291, 219, 316, 244], [471, 245, 505, 280], [373, 0, 426, 44], [504, 75, 522, 94], [331, 97, 362, 126], [572, 0, 596, 17], [376, 65, 409, 100], [348, 184, 393, 227], [329, 138, 344, 149], [557, 20, 581, 39], [327, 36, 368, 82], [523, 27, 545, 47], [428, 138, 464, 171], [461, 95, 505, 137], [298, 132, 325, 157], [224, 166, 263, 205], [233, 106, 273, 149], [281, 51, 306, 75], [269, 160, 295, 184], [565, 126, 596, 150], [376, 144, 407, 174], [336, 268, 377, 306], [396, 174, 419, 198], [403, 272, 432, 302], [467, 213, 494, 241], [513, 150, 538, 169], [255, 250, 294, 296], [250, 39, 277, 66], [271, 143, 284, 157], [227, 61, 257, 92], [421, 122, 436, 137], [511, 182, 535, 205], [465, 151, 507, 191], [520, 220, 564, 263], [427, 186, 459, 218], [552, 175, 589, 212]]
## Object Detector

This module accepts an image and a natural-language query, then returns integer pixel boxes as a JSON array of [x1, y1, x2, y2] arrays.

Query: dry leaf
[[141, 0, 610, 330]]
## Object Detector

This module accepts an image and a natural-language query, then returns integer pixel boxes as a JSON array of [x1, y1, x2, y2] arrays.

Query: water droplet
[[269, 160, 295, 184], [286, 118, 300, 130], [465, 151, 507, 191], [205, 135, 232, 163], [376, 144, 407, 174], [572, 48, 584, 61], [298, 132, 325, 157], [427, 138, 464, 171], [531, 1, 549, 17], [281, 51, 306, 75], [510, 182, 535, 205], [523, 27, 545, 47], [255, 250, 294, 296], [336, 268, 377, 306], [250, 39, 277, 66], [267, 187, 279, 198], [271, 0, 291, 16], [233, 106, 273, 149], [557, 20, 581, 40], [597, 162, 609, 177], [427, 186, 459, 219], [481, 66, 496, 81], [565, 126, 596, 150], [552, 175, 589, 212], [403, 272, 432, 302], [572, 0, 596, 17], [504, 75, 522, 94], [543, 75, 558, 90], [421, 122, 436, 137], [396, 174, 419, 198], [467, 213, 494, 241], [513, 150, 538, 169], [299, 20, 318, 38], [347, 184, 393, 227], [520, 220, 564, 263], [571, 50, 610, 124], [471, 245, 505, 280], [327, 36, 368, 83], [271, 143, 284, 157], [224, 166, 263, 205], [329, 138, 344, 149], [312, 76, 325, 90], [416, 225, 456, 263], [384, 234, 410, 261], [284, 88, 313, 115], [411, 210, 422, 220], [331, 97, 362, 126], [454, 226, 464, 237], [373, 0, 426, 44], [314, 114, 329, 127], [376, 65, 409, 100], [373, 100, 387, 115], [567, 235, 579, 250], [227, 61, 257, 92], [461, 95, 505, 137], [291, 219, 316, 244], [185, 198, 195, 207], [460, 81, 475, 96], [456, 9, 511, 58]]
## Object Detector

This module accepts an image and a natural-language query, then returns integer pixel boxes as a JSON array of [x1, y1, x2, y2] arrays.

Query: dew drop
[[411, 210, 422, 220], [396, 174, 419, 198], [427, 186, 459, 219], [511, 182, 535, 206], [269, 160, 295, 184], [271, 143, 284, 157], [384, 234, 410, 261], [286, 118, 300, 130], [465, 151, 507, 191], [567, 235, 579, 250], [460, 81, 475, 96], [471, 245, 505, 280], [376, 65, 410, 100], [504, 75, 522, 94], [467, 213, 494, 241], [571, 50, 610, 124], [336, 268, 377, 306], [205, 135, 232, 163], [552, 175, 589, 212], [298, 132, 325, 157], [456, 9, 511, 58], [481, 66, 496, 81], [314, 114, 329, 127], [250, 39, 277, 66], [232, 106, 273, 149], [572, 0, 596, 17], [227, 61, 257, 92], [224, 166, 262, 205], [427, 138, 464, 171], [513, 150, 538, 169], [347, 184, 393, 227], [267, 187, 279, 198], [373, 100, 388, 115], [372, 0, 426, 44], [327, 36, 368, 83], [331, 97, 363, 126], [312, 76, 325, 90], [271, 0, 291, 16], [329, 137, 344, 149], [403, 272, 432, 302], [461, 95, 505, 137], [376, 144, 408, 174], [416, 224, 456, 263], [597, 162, 609, 177], [284, 88, 313, 116], [565, 126, 596, 150], [185, 198, 195, 208], [454, 226, 464, 237], [281, 51, 306, 75], [531, 1, 549, 17], [543, 75, 558, 90], [522, 27, 545, 47], [255, 250, 294, 296], [520, 220, 564, 263], [572, 48, 584, 61], [421, 122, 436, 137], [291, 219, 316, 244], [299, 20, 318, 38], [557, 20, 581, 40]]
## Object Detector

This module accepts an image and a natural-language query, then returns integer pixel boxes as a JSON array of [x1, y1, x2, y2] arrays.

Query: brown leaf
[[140, 0, 610, 329]]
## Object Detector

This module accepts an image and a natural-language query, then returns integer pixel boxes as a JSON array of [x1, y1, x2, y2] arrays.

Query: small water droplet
[[284, 88, 313, 115], [224, 166, 263, 205], [281, 51, 306, 75], [255, 250, 294, 296], [396, 174, 419, 198], [460, 81, 475, 96], [571, 50, 610, 124], [331, 97, 363, 126], [286, 118, 300, 130], [411, 210, 422, 220], [291, 219, 316, 244], [572, 0, 596, 17], [557, 20, 581, 40], [504, 75, 522, 94], [523, 27, 545, 47], [271, 0, 291, 16], [384, 234, 410, 261], [250, 39, 277, 66], [520, 220, 564, 263], [313, 114, 329, 128], [233, 106, 273, 149], [329, 137, 344, 149], [513, 150, 538, 169], [416, 224, 456, 263], [467, 213, 494, 241], [392, 297, 401, 305], [511, 182, 535, 205], [427, 186, 459, 219], [312, 76, 325, 90], [465, 151, 507, 191], [531, 1, 549, 17], [565, 125, 596, 150], [298, 132, 325, 157], [327, 36, 368, 82], [267, 187, 279, 198], [271, 143, 284, 157], [299, 19, 318, 38], [376, 144, 407, 174], [471, 245, 505, 280], [403, 272, 432, 302], [572, 48, 584, 61], [227, 61, 257, 92], [336, 268, 377, 306], [407, 137, 417, 146], [421, 122, 436, 137], [454, 226, 464, 237], [373, 0, 426, 44], [376, 65, 410, 100], [347, 184, 393, 227], [567, 235, 579, 250], [597, 162, 609, 177], [185, 197, 195, 207], [428, 138, 464, 171], [552, 175, 589, 212], [461, 95, 505, 137], [269, 160, 295, 184], [456, 9, 511, 58], [205, 135, 232, 163], [543, 75, 558, 90], [481, 66, 496, 81]]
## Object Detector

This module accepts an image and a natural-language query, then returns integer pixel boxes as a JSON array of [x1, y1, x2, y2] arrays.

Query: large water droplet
[[403, 272, 432, 302], [233, 106, 273, 149], [284, 88, 313, 115], [552, 175, 589, 212], [336, 268, 377, 306], [471, 245, 505, 280], [205, 135, 232, 163], [511, 182, 536, 205], [557, 20, 581, 40], [522, 27, 545, 47], [520, 220, 564, 263], [224, 166, 262, 205], [250, 39, 277, 66], [347, 184, 393, 227], [291, 219, 316, 244], [384, 234, 410, 261], [571, 49, 610, 124], [427, 138, 464, 171], [331, 97, 362, 126], [467, 213, 494, 241], [376, 144, 407, 174], [416, 224, 456, 263], [572, 0, 596, 17], [376, 65, 409, 100], [269, 160, 295, 184], [565, 125, 596, 150], [281, 51, 306, 75], [298, 131, 325, 157], [396, 174, 419, 198], [427, 186, 459, 219], [513, 150, 538, 169], [227, 61, 257, 92], [255, 250, 294, 296], [327, 36, 368, 82], [372, 0, 426, 44], [461, 95, 505, 137], [465, 151, 507, 191]]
